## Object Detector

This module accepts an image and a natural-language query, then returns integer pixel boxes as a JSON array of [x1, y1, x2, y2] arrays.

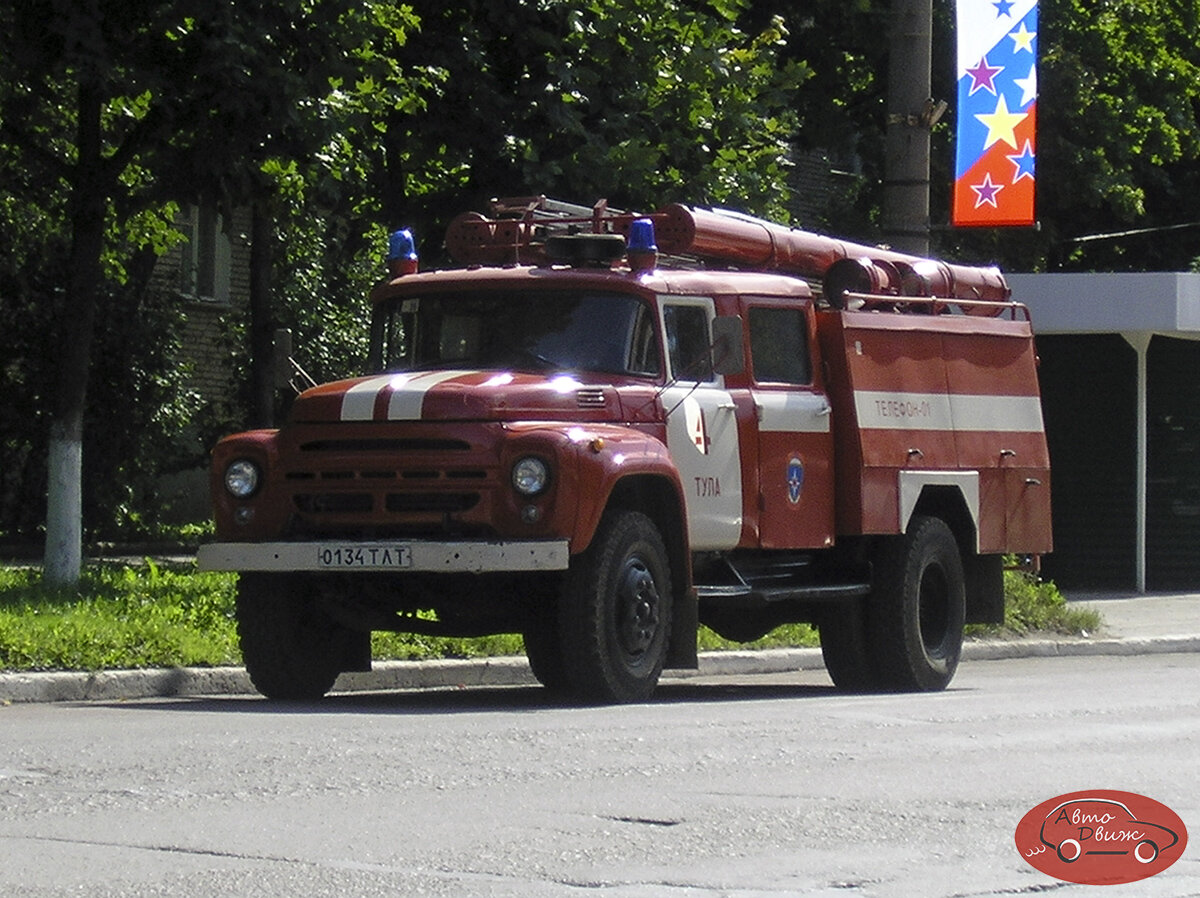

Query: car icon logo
[[1017, 790, 1187, 886], [1039, 797, 1179, 864]]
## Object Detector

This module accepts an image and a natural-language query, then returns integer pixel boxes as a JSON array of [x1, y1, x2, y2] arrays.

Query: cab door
[[743, 301, 835, 549], [660, 298, 743, 551]]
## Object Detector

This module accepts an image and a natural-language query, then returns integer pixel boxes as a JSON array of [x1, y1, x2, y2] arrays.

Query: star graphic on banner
[[1010, 22, 1037, 54], [993, 0, 1014, 16], [971, 173, 1004, 208], [966, 56, 1003, 95], [1014, 65, 1038, 105], [975, 95, 1026, 149], [1007, 141, 1036, 182]]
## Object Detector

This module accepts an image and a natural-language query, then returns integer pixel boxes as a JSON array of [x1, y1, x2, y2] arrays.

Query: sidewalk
[[1, 592, 1197, 705]]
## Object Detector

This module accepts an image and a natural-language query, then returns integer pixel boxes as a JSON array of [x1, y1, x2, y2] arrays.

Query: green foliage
[[372, 631, 526, 660], [547, 0, 810, 218], [699, 623, 819, 651], [0, 0, 425, 540], [382, 0, 810, 248], [0, 563, 240, 671], [991, 567, 1102, 636], [1038, 0, 1200, 270]]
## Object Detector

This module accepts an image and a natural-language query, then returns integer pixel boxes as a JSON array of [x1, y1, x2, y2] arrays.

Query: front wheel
[[867, 515, 966, 692], [522, 599, 572, 695], [557, 510, 673, 703], [236, 573, 356, 701]]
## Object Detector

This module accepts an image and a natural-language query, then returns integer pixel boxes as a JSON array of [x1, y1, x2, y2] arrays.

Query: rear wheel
[[818, 599, 880, 692], [558, 510, 673, 703], [868, 515, 966, 692], [236, 573, 354, 700]]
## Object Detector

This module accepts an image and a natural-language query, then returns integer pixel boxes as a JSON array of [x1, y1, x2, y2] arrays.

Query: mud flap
[[964, 552, 1004, 625], [666, 586, 699, 669]]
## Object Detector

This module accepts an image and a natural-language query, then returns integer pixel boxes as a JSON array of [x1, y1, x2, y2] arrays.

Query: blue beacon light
[[387, 228, 419, 277], [627, 217, 658, 273]]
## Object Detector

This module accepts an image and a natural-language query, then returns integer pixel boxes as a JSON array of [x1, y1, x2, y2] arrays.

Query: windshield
[[370, 290, 662, 377]]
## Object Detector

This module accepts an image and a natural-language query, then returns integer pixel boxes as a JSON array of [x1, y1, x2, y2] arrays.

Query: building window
[[179, 204, 231, 303]]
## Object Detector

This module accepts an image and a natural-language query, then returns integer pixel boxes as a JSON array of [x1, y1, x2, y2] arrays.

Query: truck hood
[[288, 370, 631, 424]]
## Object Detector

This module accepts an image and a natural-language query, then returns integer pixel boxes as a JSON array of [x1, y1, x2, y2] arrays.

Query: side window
[[748, 307, 812, 385], [663, 304, 714, 382], [627, 303, 661, 376]]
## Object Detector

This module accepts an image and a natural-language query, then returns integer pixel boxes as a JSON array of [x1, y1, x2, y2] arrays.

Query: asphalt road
[[1, 652, 1198, 898]]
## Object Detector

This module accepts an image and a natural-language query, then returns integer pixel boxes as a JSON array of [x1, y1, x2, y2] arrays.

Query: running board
[[696, 581, 870, 605]]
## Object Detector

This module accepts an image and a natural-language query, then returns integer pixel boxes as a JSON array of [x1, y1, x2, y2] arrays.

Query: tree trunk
[[44, 81, 107, 587], [248, 199, 276, 428]]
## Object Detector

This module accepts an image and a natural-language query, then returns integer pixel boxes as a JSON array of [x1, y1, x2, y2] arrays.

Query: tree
[[146, 1, 421, 427], [1031, 0, 1200, 270], [0, 0, 418, 584], [2, 1, 185, 584], [376, 0, 810, 251], [747, 0, 1200, 272]]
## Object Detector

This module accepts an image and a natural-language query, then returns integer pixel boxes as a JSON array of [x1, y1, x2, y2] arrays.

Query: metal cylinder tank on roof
[[648, 204, 1011, 308], [443, 199, 1010, 309]]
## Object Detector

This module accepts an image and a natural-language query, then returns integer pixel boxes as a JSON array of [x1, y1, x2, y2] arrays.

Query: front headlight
[[224, 459, 261, 499], [511, 456, 550, 496]]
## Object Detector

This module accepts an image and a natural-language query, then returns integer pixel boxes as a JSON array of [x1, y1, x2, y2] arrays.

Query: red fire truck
[[198, 197, 1051, 703]]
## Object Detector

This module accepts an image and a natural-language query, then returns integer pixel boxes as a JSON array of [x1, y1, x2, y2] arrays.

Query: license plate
[[316, 545, 413, 568]]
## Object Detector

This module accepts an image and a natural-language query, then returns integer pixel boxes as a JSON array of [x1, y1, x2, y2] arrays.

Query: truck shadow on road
[[93, 680, 848, 716]]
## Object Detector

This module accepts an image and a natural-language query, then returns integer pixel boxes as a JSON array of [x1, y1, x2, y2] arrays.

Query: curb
[[2, 634, 1198, 705]]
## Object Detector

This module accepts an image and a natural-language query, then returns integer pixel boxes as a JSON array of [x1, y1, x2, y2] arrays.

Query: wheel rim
[[1135, 840, 1158, 864], [615, 556, 661, 658], [918, 564, 951, 658], [1058, 838, 1082, 863]]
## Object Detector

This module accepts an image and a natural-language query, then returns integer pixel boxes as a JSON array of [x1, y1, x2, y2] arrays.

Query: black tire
[[867, 515, 966, 692], [236, 572, 349, 701], [818, 599, 881, 692], [522, 601, 572, 694], [558, 510, 673, 703]]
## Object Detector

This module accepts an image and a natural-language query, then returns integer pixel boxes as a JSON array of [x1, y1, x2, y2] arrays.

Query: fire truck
[[198, 197, 1052, 703]]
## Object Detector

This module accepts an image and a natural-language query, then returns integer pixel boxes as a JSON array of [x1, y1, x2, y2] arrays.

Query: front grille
[[385, 493, 480, 513], [282, 427, 496, 535], [293, 491, 482, 515], [286, 467, 488, 482], [294, 493, 374, 514]]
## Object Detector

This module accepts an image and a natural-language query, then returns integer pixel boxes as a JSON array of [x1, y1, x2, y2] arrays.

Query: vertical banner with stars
[[953, 0, 1037, 227]]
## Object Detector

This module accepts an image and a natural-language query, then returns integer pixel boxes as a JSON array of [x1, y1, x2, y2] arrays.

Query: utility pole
[[883, 0, 934, 256]]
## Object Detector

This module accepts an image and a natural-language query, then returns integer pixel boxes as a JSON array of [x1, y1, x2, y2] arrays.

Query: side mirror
[[711, 316, 745, 376], [273, 328, 294, 390]]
